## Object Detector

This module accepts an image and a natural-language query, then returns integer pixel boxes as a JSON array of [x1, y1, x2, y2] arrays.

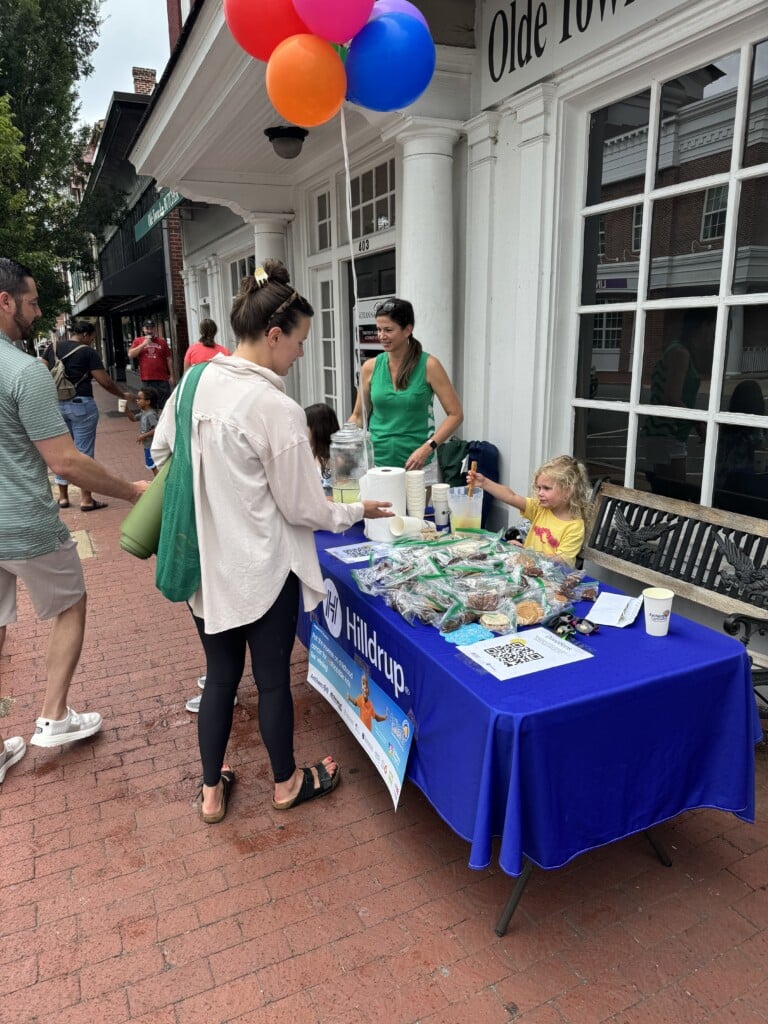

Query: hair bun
[[263, 258, 291, 287]]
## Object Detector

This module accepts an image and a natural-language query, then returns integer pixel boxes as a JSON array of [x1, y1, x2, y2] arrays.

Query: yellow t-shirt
[[522, 498, 584, 566]]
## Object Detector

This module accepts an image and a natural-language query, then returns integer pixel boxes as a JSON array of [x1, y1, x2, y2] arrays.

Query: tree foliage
[[0, 0, 103, 327]]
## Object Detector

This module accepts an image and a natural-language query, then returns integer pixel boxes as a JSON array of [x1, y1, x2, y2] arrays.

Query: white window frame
[[632, 205, 643, 252], [553, 16, 768, 509]]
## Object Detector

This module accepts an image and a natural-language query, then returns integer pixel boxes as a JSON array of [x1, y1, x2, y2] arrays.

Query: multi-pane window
[[348, 159, 396, 240], [318, 279, 337, 410], [701, 185, 728, 241], [574, 38, 768, 519], [632, 206, 643, 252], [229, 254, 256, 300], [316, 191, 332, 252]]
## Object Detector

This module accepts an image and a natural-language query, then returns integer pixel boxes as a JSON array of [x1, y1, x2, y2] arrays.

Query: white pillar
[[492, 85, 558, 486], [462, 112, 500, 442], [386, 118, 461, 381], [247, 215, 292, 267], [180, 265, 199, 344], [203, 256, 226, 340]]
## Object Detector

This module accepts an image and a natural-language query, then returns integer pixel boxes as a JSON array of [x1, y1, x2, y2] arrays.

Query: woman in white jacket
[[152, 260, 391, 824]]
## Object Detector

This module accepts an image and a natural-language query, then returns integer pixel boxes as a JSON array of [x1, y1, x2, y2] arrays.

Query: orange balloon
[[266, 34, 346, 129]]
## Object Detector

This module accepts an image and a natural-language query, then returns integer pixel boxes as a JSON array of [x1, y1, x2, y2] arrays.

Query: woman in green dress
[[348, 298, 463, 478]]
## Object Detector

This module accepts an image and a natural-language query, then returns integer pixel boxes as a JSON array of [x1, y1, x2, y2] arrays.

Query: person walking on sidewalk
[[41, 320, 132, 511], [128, 320, 174, 409], [0, 258, 148, 781]]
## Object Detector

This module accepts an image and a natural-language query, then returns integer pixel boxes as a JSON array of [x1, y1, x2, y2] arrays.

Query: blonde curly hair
[[532, 455, 592, 522]]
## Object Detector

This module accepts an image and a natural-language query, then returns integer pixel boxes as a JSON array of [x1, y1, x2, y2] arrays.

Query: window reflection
[[573, 407, 628, 483], [575, 310, 635, 401], [582, 211, 640, 303], [714, 381, 768, 518], [656, 55, 739, 189], [733, 175, 768, 292], [649, 191, 725, 299], [743, 39, 768, 168], [720, 303, 768, 409], [585, 91, 650, 206], [639, 309, 714, 498]]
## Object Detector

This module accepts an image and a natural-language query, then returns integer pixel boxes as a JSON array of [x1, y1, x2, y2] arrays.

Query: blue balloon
[[346, 13, 436, 113]]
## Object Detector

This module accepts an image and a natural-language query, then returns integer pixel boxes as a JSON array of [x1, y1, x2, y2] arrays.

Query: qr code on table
[[484, 642, 544, 669]]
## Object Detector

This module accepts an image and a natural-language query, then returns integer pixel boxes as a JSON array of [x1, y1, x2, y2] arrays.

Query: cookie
[[479, 612, 511, 632], [515, 600, 544, 626]]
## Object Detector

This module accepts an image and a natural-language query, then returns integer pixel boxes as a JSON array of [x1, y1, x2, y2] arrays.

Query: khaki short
[[0, 537, 85, 625]]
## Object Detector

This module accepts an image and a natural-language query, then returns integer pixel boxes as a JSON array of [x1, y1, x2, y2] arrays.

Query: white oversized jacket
[[152, 354, 362, 633]]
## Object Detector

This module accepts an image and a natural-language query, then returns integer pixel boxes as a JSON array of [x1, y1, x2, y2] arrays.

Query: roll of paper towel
[[359, 467, 407, 541]]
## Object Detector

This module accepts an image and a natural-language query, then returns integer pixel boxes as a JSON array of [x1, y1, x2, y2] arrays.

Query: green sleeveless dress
[[369, 351, 435, 468]]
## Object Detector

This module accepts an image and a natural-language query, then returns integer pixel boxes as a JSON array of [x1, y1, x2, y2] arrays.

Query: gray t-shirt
[[0, 332, 71, 559]]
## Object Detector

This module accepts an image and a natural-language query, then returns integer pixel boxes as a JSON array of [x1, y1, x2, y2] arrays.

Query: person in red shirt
[[183, 318, 231, 372], [127, 321, 175, 408]]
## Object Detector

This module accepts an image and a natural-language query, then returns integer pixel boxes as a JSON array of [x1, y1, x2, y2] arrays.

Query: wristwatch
[[428, 439, 438, 451]]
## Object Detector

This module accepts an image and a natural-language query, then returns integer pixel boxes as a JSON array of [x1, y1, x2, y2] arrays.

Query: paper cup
[[118, 398, 127, 413], [642, 587, 674, 636], [431, 483, 449, 499], [389, 515, 424, 538]]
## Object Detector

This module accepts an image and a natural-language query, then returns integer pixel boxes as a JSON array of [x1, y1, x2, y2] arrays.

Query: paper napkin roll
[[359, 466, 407, 541]]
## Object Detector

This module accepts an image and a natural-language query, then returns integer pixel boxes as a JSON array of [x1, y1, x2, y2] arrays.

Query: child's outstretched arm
[[466, 469, 527, 511]]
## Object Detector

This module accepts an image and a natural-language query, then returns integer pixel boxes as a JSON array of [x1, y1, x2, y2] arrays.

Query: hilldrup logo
[[323, 579, 343, 638]]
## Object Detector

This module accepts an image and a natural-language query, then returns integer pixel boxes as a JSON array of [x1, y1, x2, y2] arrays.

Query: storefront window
[[346, 158, 396, 241], [315, 190, 332, 252], [229, 255, 256, 301], [318, 279, 337, 410], [575, 40, 768, 518]]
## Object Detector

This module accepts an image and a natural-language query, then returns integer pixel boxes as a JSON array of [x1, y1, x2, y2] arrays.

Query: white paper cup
[[118, 398, 127, 413], [642, 587, 674, 636], [389, 515, 424, 538], [431, 483, 449, 500]]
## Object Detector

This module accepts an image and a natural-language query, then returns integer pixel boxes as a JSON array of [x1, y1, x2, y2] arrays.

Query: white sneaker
[[185, 693, 237, 714], [0, 737, 26, 783], [197, 675, 206, 690], [29, 707, 102, 748]]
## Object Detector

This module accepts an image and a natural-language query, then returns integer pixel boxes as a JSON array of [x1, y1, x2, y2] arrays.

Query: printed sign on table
[[327, 540, 390, 564], [460, 627, 593, 681], [307, 622, 413, 808]]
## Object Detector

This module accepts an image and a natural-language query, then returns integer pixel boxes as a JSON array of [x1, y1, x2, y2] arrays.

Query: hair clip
[[253, 266, 269, 288]]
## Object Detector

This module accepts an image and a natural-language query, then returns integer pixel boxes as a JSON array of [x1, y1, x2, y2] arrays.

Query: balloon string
[[340, 106, 370, 471]]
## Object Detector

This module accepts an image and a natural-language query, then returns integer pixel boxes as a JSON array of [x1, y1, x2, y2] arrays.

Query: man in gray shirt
[[0, 258, 148, 784]]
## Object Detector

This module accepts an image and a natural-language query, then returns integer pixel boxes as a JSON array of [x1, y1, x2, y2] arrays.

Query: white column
[[247, 215, 292, 267], [386, 118, 461, 381], [491, 85, 558, 487], [462, 112, 500, 442], [180, 265, 199, 343], [204, 256, 229, 343]]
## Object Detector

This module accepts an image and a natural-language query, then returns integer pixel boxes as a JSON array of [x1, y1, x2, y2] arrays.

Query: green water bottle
[[119, 458, 171, 559]]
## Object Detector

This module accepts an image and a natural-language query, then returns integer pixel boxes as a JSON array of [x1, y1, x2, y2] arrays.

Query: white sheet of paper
[[328, 541, 389, 564], [459, 627, 593, 680], [587, 592, 643, 628]]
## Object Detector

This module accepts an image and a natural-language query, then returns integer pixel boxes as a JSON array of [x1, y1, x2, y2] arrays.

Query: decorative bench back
[[583, 483, 768, 620]]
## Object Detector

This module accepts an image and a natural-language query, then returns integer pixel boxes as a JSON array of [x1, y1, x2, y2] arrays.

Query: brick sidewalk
[[1, 386, 767, 1024]]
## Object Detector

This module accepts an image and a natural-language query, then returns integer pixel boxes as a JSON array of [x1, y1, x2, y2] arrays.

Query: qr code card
[[459, 627, 593, 680]]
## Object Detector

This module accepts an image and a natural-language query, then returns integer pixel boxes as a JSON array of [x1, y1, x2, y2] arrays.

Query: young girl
[[468, 455, 591, 566], [305, 402, 340, 496], [125, 387, 160, 476]]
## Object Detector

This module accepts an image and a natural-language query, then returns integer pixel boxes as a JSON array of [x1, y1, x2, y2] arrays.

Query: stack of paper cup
[[405, 470, 426, 520], [431, 482, 450, 528]]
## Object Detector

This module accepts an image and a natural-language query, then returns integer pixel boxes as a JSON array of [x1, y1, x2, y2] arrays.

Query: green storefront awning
[[134, 188, 184, 241]]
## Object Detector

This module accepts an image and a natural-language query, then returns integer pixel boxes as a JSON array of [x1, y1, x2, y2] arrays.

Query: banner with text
[[307, 622, 414, 808]]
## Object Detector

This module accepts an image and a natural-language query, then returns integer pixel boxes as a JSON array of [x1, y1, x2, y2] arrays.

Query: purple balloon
[[369, 0, 429, 31]]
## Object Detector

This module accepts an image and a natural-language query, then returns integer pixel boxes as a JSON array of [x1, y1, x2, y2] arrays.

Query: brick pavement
[[1, 386, 767, 1024]]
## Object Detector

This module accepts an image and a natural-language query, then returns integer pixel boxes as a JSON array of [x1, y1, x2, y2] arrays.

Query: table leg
[[644, 829, 672, 867], [495, 857, 534, 937]]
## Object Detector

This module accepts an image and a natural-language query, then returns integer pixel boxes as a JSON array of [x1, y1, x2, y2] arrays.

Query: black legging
[[193, 573, 300, 787]]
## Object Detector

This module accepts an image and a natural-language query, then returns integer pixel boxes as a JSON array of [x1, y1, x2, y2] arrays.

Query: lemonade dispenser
[[329, 423, 374, 502]]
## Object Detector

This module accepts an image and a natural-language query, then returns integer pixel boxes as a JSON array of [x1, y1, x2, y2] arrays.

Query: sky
[[77, 0, 171, 126]]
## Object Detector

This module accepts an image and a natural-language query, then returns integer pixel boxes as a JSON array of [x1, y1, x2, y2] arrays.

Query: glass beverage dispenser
[[329, 423, 374, 502]]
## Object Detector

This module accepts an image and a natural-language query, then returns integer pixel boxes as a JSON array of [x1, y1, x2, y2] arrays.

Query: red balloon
[[224, 0, 309, 62]]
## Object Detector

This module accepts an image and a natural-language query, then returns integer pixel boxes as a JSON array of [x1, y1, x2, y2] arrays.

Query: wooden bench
[[583, 481, 768, 720]]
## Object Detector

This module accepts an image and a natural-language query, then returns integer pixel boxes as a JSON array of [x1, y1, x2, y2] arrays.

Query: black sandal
[[200, 769, 235, 824], [272, 761, 341, 811]]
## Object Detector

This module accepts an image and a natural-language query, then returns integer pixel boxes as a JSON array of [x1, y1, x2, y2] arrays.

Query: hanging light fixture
[[264, 126, 309, 160]]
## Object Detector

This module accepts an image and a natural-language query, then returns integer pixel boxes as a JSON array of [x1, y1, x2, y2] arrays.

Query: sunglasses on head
[[374, 299, 398, 316]]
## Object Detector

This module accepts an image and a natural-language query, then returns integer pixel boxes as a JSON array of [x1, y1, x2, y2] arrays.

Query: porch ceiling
[[130, 0, 476, 220]]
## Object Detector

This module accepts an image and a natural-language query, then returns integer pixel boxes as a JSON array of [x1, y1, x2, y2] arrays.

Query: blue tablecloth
[[298, 528, 762, 877]]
